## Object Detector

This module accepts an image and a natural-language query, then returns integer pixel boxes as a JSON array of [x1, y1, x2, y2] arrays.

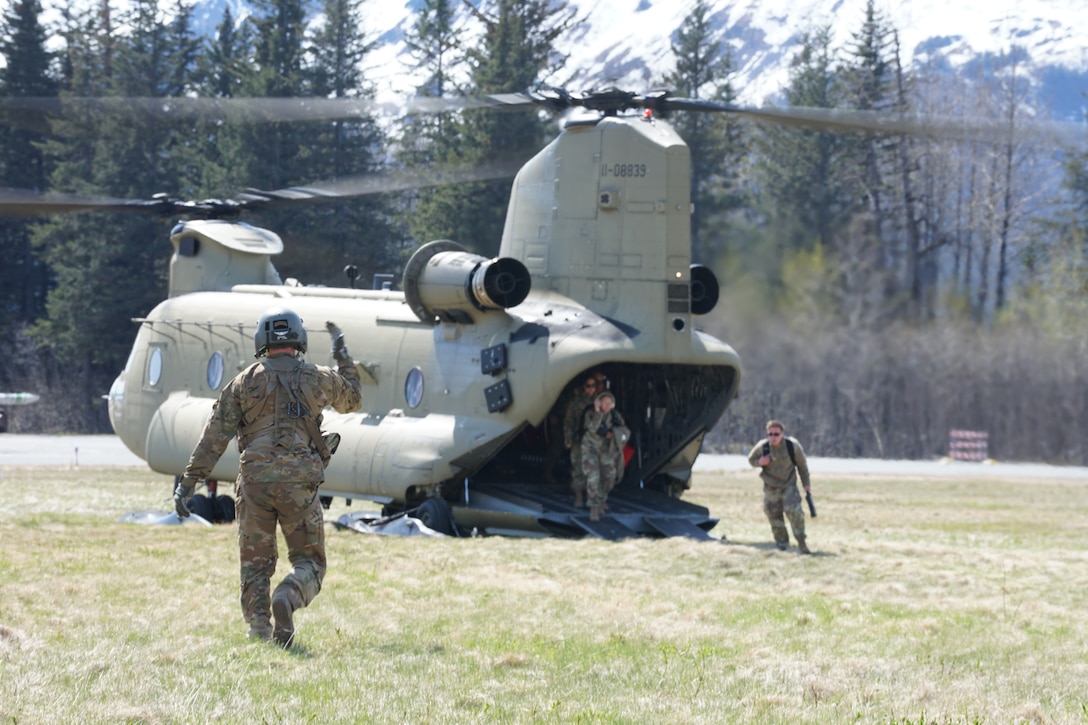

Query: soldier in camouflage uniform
[[748, 419, 812, 554], [174, 307, 362, 647], [562, 373, 600, 508], [580, 391, 629, 522]]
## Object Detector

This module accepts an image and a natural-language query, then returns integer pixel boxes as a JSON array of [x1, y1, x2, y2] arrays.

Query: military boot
[[247, 620, 272, 641], [796, 536, 812, 555], [272, 586, 305, 648]]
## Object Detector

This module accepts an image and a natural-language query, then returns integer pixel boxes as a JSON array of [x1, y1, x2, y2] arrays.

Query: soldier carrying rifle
[[748, 419, 814, 554]]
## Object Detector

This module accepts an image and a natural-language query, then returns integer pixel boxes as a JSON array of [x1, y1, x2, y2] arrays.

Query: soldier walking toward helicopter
[[174, 307, 362, 647], [748, 419, 813, 554]]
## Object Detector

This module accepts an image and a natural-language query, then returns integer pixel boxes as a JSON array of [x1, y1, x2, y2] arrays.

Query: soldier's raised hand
[[326, 321, 351, 365]]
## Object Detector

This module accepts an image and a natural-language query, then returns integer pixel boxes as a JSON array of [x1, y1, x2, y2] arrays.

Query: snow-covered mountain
[[179, 0, 1088, 120]]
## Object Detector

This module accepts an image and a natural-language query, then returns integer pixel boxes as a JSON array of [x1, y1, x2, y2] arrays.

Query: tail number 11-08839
[[600, 162, 648, 178]]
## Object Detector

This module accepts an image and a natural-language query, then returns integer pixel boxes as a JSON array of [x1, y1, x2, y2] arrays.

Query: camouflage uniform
[[562, 388, 596, 497], [580, 407, 627, 514], [748, 435, 811, 549], [184, 353, 361, 637]]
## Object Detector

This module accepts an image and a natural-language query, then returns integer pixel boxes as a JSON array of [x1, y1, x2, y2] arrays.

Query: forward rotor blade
[[0, 154, 530, 220], [0, 188, 156, 216]]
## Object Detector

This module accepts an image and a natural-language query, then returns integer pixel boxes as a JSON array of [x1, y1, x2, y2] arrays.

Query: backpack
[[763, 438, 797, 470]]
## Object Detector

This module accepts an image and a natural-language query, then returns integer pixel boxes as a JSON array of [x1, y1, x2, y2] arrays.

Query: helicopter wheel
[[215, 495, 236, 524], [415, 498, 453, 535], [187, 494, 215, 521]]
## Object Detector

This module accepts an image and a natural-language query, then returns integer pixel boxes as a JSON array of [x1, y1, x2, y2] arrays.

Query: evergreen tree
[[752, 27, 855, 252], [197, 0, 403, 287], [408, 0, 576, 256], [399, 0, 464, 169], [0, 0, 56, 329], [200, 7, 252, 99], [31, 0, 203, 430], [838, 0, 903, 307], [662, 0, 744, 265], [224, 0, 310, 190], [206, 0, 335, 284], [286, 0, 402, 286], [193, 8, 253, 197], [405, 0, 462, 100]]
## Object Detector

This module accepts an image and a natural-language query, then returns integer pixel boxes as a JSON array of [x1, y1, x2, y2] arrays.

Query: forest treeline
[[1, 0, 1086, 463]]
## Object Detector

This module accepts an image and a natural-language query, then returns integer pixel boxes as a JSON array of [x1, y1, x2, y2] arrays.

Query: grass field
[[1, 465, 1087, 724]]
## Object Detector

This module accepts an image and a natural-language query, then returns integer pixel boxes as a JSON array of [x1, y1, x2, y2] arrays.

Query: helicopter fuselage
[[107, 111, 743, 537]]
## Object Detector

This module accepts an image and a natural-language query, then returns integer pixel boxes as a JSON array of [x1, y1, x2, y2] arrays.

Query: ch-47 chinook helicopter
[[125, 88, 742, 540], [3, 88, 1071, 538]]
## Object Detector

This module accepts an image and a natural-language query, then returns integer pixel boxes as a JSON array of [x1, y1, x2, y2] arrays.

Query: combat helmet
[[254, 307, 307, 358]]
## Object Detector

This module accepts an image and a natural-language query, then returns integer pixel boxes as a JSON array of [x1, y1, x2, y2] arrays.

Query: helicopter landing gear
[[415, 498, 453, 535]]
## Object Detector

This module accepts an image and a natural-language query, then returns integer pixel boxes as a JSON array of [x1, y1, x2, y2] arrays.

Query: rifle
[[805, 490, 817, 517]]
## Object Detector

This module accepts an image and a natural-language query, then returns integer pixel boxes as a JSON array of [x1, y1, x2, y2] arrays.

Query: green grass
[[1, 466, 1088, 723]]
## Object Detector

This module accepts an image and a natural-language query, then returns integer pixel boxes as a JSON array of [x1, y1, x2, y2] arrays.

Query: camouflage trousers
[[569, 444, 586, 494], [582, 444, 621, 508], [763, 482, 806, 545], [236, 477, 326, 630]]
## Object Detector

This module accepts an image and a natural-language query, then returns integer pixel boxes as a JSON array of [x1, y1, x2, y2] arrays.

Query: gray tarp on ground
[[335, 511, 448, 537], [118, 510, 213, 526], [115, 508, 445, 537]]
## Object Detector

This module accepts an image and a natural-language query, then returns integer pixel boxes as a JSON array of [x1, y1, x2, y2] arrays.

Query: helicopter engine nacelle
[[403, 240, 531, 324]]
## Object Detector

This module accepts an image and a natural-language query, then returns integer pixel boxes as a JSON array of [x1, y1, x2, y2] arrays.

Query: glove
[[326, 321, 351, 365], [174, 476, 198, 519]]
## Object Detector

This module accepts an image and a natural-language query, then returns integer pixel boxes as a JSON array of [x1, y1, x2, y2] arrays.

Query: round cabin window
[[147, 348, 163, 387], [207, 352, 225, 390], [405, 367, 424, 409]]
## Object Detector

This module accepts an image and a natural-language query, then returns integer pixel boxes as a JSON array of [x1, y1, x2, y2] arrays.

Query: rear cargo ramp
[[452, 482, 718, 541]]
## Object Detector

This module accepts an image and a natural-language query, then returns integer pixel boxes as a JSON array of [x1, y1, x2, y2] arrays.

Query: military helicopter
[[2, 88, 1072, 538]]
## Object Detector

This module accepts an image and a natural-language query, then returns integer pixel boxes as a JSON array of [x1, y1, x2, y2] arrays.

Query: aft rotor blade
[[0, 94, 542, 125], [282, 157, 531, 198], [662, 97, 1087, 148]]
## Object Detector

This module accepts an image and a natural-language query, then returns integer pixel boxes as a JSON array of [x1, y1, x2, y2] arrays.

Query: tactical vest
[[237, 359, 334, 467]]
